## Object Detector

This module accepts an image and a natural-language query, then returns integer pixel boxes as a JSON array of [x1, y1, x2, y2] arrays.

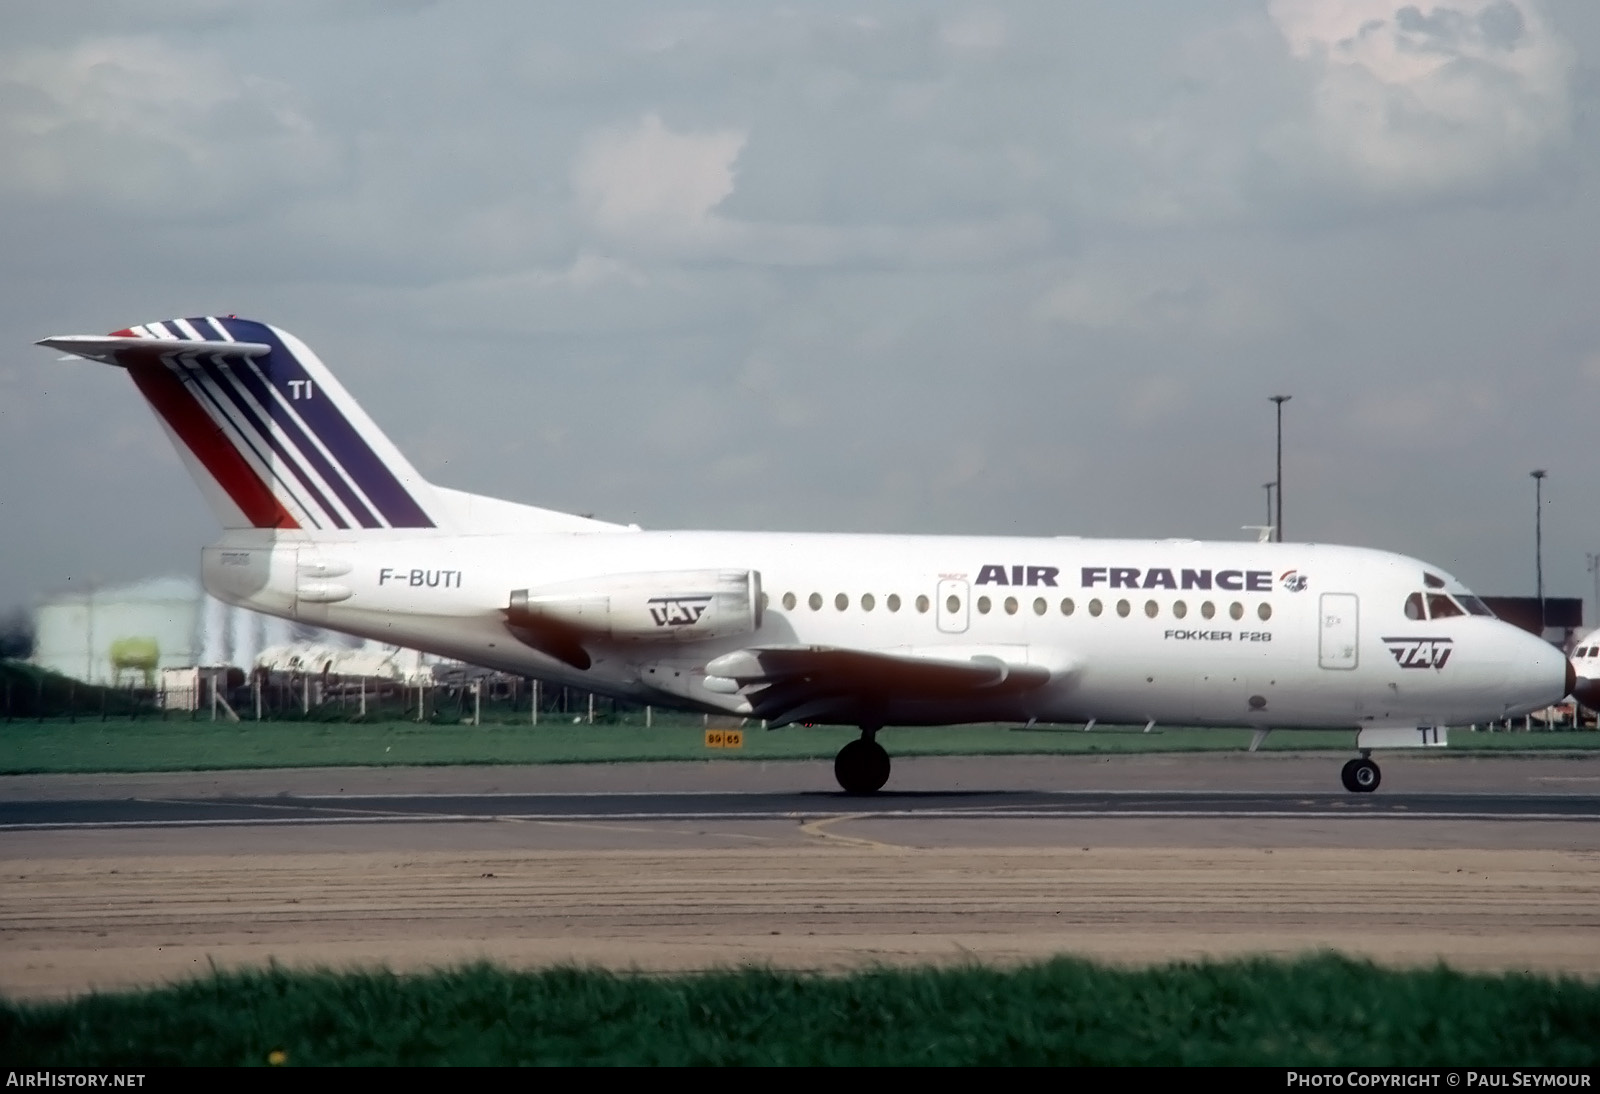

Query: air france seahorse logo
[[1279, 570, 1309, 592]]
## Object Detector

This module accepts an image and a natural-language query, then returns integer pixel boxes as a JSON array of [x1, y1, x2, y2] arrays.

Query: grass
[[1, 716, 1596, 775], [3, 955, 1597, 1066]]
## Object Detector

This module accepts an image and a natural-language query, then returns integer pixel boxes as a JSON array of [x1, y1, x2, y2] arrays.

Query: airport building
[[31, 575, 349, 686]]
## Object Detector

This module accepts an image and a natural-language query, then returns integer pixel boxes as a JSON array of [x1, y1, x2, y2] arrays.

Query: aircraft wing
[[703, 645, 1056, 727]]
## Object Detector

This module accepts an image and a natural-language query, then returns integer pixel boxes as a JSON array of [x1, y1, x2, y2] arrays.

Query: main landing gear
[[1340, 752, 1381, 793], [835, 728, 891, 795]]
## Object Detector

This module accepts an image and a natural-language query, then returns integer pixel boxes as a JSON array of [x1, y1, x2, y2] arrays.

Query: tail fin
[[38, 317, 446, 533]]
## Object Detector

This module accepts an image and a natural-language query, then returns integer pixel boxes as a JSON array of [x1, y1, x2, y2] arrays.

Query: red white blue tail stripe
[[53, 317, 440, 531]]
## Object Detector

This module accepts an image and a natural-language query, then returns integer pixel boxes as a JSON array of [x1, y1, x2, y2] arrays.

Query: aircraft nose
[[1572, 665, 1600, 713], [1503, 632, 1572, 717]]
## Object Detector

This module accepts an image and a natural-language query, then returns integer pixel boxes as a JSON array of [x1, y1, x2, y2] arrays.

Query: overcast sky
[[2, 0, 1598, 618]]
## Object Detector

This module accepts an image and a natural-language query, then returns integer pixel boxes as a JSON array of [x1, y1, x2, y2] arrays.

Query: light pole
[[1269, 395, 1290, 542], [1531, 470, 1547, 634], [1586, 552, 1598, 632]]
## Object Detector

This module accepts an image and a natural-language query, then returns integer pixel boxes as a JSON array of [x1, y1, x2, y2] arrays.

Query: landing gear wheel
[[1340, 757, 1381, 793], [835, 738, 891, 795]]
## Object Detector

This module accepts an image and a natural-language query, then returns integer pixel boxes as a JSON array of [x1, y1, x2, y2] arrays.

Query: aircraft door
[[1318, 592, 1359, 670], [936, 579, 970, 634]]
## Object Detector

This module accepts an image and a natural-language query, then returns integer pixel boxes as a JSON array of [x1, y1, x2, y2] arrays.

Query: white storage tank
[[33, 577, 204, 685]]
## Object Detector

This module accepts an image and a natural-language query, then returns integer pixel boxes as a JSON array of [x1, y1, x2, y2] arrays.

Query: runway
[[3, 753, 1599, 1001], [7, 787, 1600, 830]]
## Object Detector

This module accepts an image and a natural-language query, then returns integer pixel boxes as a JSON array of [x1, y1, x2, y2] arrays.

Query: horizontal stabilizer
[[37, 335, 271, 365]]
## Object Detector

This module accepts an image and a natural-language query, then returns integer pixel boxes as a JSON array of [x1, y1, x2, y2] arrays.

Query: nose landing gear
[[1340, 752, 1381, 793], [834, 727, 891, 795]]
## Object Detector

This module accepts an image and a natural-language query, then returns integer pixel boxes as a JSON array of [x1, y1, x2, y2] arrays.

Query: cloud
[[571, 112, 746, 243], [0, 34, 336, 214], [939, 9, 1008, 56], [569, 108, 1051, 268], [1035, 263, 1278, 339], [1267, 0, 1576, 196]]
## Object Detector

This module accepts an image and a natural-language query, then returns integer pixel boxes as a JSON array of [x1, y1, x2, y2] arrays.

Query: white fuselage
[[202, 528, 1567, 731]]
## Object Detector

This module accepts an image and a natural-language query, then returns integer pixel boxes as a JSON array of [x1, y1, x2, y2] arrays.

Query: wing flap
[[705, 644, 1055, 727]]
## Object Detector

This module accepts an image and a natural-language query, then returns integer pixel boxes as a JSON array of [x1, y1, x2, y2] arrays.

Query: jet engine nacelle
[[508, 569, 762, 643]]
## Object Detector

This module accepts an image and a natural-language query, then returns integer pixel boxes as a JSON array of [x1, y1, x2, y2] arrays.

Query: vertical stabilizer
[[39, 317, 447, 533]]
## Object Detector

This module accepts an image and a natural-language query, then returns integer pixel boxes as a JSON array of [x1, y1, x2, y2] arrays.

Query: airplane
[[1569, 627, 1600, 718], [36, 316, 1575, 795]]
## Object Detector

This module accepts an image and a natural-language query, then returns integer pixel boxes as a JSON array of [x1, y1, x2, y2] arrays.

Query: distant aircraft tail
[[38, 316, 452, 533]]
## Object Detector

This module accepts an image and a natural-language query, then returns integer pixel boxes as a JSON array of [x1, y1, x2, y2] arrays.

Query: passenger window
[[835, 592, 848, 611], [887, 594, 901, 612], [1116, 599, 1131, 618], [1257, 602, 1272, 621], [1173, 600, 1188, 620], [946, 595, 961, 614], [1061, 598, 1075, 616], [1033, 597, 1047, 616], [809, 592, 823, 611], [916, 595, 929, 613], [1405, 593, 1425, 621], [1229, 602, 1243, 621], [977, 596, 992, 614], [1201, 601, 1215, 620], [1428, 594, 1464, 619], [1144, 600, 1158, 618], [1088, 598, 1103, 617], [760, 592, 769, 610], [782, 592, 796, 611], [1004, 596, 1018, 615], [862, 593, 875, 612]]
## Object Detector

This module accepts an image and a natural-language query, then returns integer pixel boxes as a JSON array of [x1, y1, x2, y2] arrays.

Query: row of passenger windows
[[765, 591, 1272, 622]]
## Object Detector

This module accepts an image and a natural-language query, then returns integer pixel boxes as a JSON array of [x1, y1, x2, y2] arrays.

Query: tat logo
[[647, 595, 714, 627], [1383, 636, 1454, 671], [1279, 570, 1309, 592]]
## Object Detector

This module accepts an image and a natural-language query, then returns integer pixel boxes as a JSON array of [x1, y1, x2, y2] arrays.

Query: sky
[[2, 0, 1598, 620]]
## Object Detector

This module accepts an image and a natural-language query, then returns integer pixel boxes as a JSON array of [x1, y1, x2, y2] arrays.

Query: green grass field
[[4, 956, 1597, 1066], [3, 716, 1596, 774]]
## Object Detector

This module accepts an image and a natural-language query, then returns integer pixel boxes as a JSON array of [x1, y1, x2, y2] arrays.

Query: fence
[[2, 663, 1594, 729], [0, 667, 722, 727]]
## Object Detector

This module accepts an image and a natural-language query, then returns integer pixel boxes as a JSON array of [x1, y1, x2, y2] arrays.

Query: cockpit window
[[1427, 594, 1464, 619], [1423, 572, 1446, 590], [1404, 593, 1425, 621], [1459, 595, 1494, 617]]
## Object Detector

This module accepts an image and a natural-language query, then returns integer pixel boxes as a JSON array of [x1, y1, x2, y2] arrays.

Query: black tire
[[1340, 758, 1362, 793], [1350, 758, 1381, 793], [835, 738, 892, 795]]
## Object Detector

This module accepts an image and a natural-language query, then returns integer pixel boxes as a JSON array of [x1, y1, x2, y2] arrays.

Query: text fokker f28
[[37, 318, 1575, 794]]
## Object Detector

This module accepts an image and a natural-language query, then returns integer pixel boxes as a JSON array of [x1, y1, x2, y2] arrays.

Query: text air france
[[1081, 567, 1273, 592]]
